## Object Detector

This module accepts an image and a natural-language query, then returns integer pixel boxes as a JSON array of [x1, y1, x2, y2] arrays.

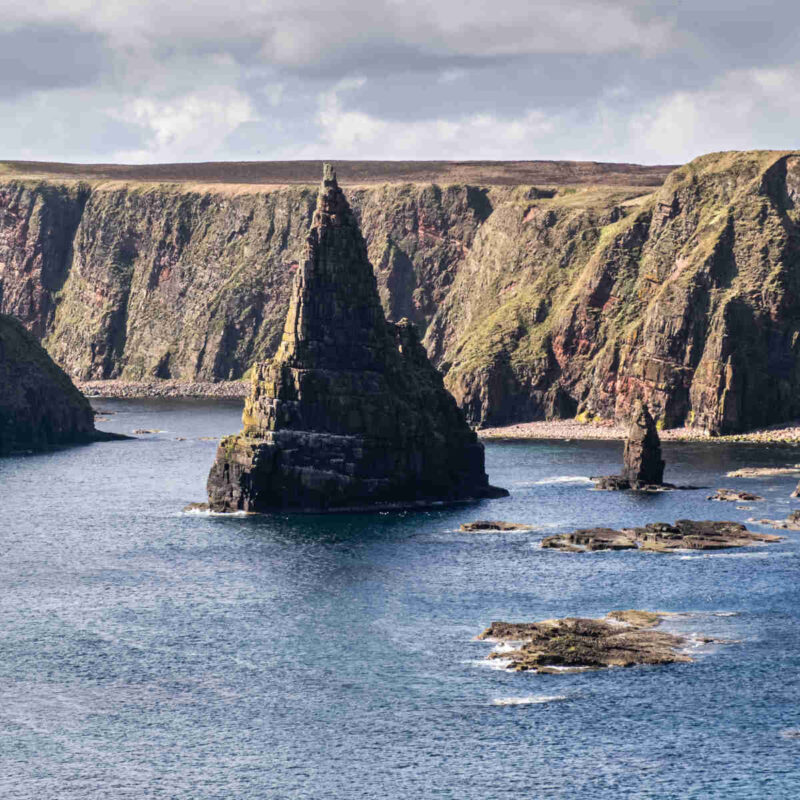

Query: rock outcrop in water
[[594, 401, 666, 490], [4, 151, 800, 435], [0, 312, 97, 453], [541, 519, 781, 552], [478, 611, 702, 672], [204, 166, 506, 512]]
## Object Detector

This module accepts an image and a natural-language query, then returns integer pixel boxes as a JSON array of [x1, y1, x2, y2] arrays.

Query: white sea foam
[[492, 695, 568, 706], [466, 658, 514, 671], [492, 641, 521, 654], [521, 476, 594, 486], [182, 508, 252, 517], [678, 551, 772, 560]]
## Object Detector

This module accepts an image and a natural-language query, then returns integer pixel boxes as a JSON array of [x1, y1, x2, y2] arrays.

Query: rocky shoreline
[[479, 418, 800, 444], [77, 379, 250, 399]]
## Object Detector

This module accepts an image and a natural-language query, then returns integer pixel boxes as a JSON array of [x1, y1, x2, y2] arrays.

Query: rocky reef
[[204, 166, 506, 512], [541, 519, 781, 552], [0, 312, 98, 453], [3, 151, 800, 435], [478, 611, 702, 672]]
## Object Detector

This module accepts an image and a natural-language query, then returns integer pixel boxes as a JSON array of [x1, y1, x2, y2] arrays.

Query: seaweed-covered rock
[[542, 519, 781, 552], [0, 313, 97, 453], [205, 166, 507, 512], [708, 488, 763, 502], [477, 611, 700, 672], [459, 520, 531, 532]]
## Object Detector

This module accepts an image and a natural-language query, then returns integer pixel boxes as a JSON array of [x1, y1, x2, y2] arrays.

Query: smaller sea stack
[[622, 401, 665, 486], [594, 401, 665, 490], [205, 165, 507, 512]]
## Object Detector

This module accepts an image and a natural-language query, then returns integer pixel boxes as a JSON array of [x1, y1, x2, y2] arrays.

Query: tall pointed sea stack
[[205, 165, 506, 512]]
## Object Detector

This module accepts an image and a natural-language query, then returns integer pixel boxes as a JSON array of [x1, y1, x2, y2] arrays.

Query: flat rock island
[[478, 611, 704, 672], [542, 519, 782, 552], [204, 165, 507, 512]]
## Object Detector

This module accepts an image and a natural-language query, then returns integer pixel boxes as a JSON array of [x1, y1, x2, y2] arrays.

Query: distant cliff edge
[[1, 151, 797, 435]]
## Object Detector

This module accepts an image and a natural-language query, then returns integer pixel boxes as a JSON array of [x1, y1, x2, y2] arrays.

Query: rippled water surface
[[2, 399, 800, 799]]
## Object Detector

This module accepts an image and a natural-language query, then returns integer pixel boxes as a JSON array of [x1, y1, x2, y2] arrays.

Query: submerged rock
[[0, 313, 115, 454], [204, 165, 507, 512], [542, 519, 782, 553], [707, 488, 764, 502], [751, 510, 800, 530], [477, 611, 700, 672], [460, 520, 532, 532], [594, 401, 666, 490], [727, 465, 800, 478]]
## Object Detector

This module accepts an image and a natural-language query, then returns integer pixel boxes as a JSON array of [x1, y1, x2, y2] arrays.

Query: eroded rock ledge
[[477, 611, 703, 672], [542, 520, 781, 553]]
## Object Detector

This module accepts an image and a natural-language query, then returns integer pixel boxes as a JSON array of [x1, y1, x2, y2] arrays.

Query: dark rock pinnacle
[[204, 164, 507, 512]]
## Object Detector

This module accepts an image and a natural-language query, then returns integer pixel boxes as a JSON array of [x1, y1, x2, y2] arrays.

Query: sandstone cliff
[[205, 166, 503, 511], [0, 312, 96, 453], [1, 151, 798, 434]]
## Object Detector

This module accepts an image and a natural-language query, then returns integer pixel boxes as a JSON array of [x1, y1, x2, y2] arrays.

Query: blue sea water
[[1, 398, 799, 799]]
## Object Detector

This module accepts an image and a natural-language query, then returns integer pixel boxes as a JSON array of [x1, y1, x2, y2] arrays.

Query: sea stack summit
[[204, 165, 507, 512]]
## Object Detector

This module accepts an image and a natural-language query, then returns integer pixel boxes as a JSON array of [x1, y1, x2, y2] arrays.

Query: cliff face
[[206, 166, 501, 512], [1, 150, 799, 434], [441, 151, 800, 434], [0, 313, 96, 454]]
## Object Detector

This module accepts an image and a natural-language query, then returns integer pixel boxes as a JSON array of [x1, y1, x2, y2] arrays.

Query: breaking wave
[[492, 695, 568, 706]]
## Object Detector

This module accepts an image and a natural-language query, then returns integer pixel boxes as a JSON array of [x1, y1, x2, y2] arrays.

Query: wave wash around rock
[[205, 166, 507, 512]]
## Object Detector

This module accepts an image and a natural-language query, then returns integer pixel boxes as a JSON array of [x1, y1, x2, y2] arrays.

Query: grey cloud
[[1, 0, 800, 163], [0, 24, 110, 98]]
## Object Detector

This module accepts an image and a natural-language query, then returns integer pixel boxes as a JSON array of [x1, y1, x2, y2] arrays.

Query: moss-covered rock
[[0, 313, 96, 453]]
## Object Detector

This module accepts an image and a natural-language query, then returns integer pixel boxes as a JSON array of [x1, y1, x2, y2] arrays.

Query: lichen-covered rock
[[459, 520, 532, 532], [205, 166, 506, 512], [477, 611, 698, 672], [708, 488, 763, 502], [542, 519, 782, 553], [0, 313, 96, 453]]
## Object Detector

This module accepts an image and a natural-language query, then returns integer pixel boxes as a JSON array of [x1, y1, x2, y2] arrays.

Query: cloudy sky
[[1, 0, 798, 165]]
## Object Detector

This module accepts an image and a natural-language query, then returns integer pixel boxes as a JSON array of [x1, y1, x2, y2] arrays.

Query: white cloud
[[626, 66, 800, 163], [110, 87, 255, 162], [302, 78, 556, 160]]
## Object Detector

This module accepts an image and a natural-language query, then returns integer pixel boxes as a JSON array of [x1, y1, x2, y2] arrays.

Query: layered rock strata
[[0, 312, 98, 453], [541, 519, 781, 553], [478, 611, 701, 672], [205, 166, 506, 512], [4, 151, 800, 435]]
